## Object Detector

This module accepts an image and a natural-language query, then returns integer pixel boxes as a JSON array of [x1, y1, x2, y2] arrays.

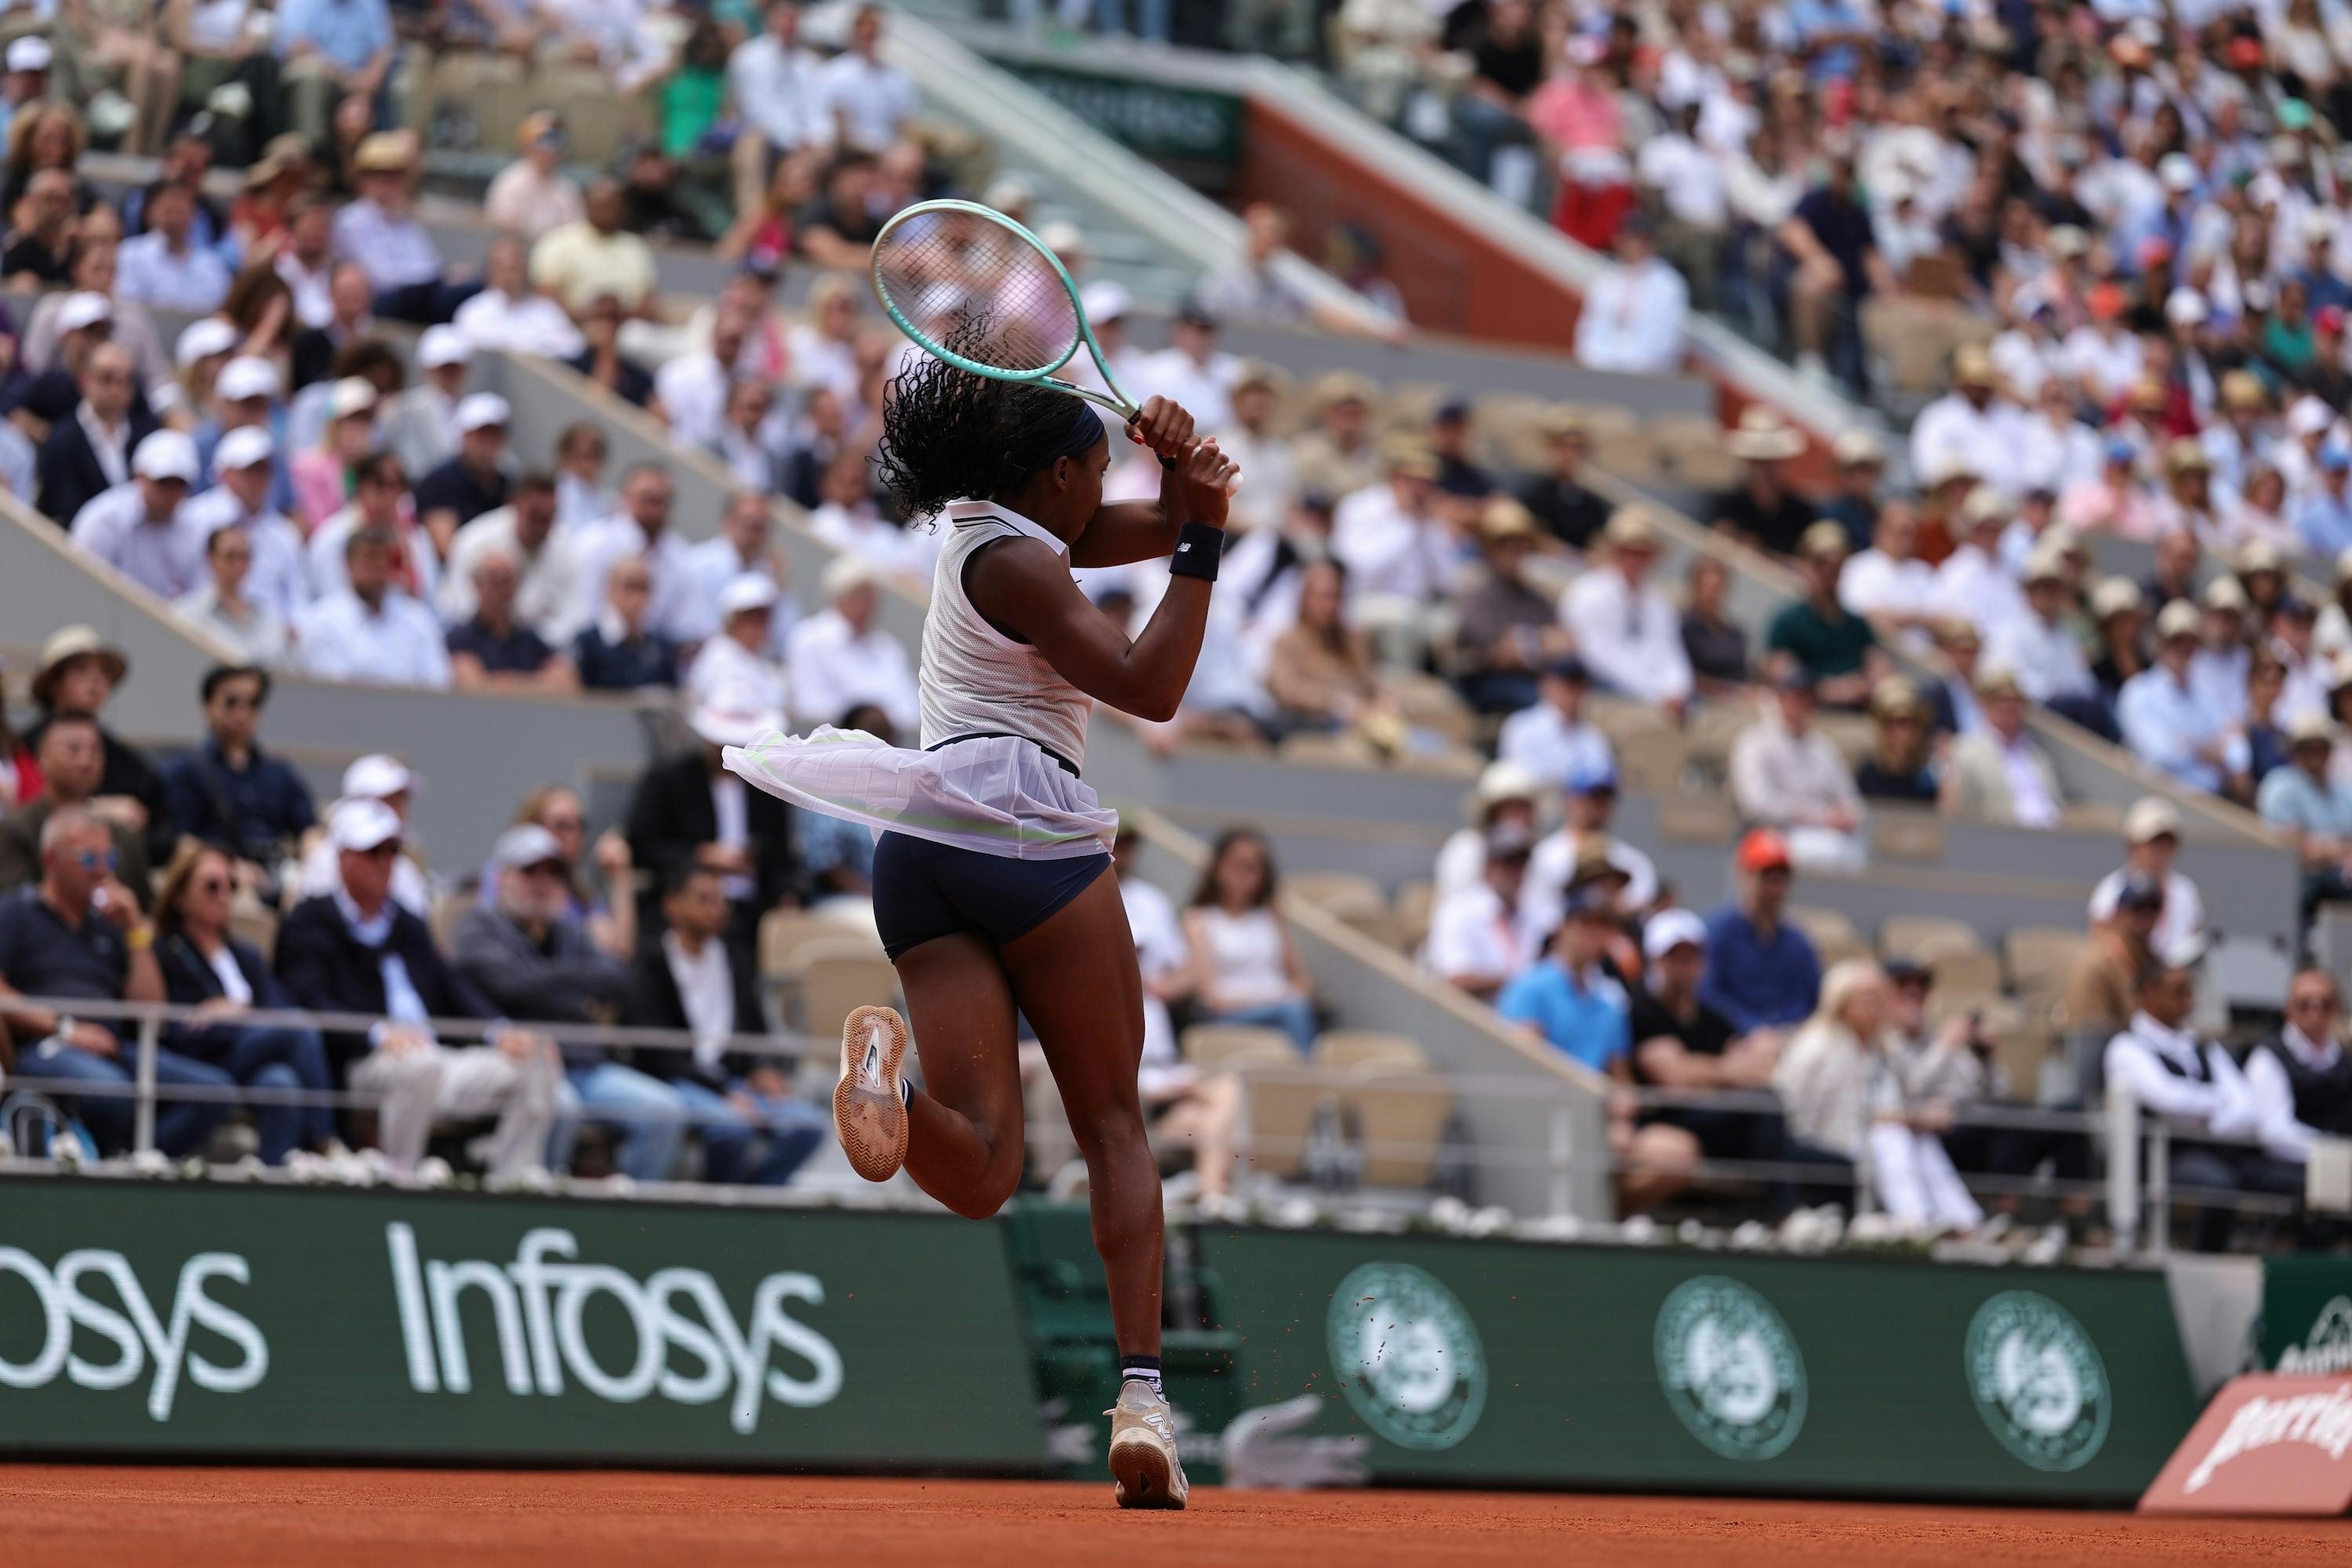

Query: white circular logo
[[1654, 1276, 1807, 1461], [1965, 1290, 2111, 1472], [1327, 1261, 1487, 1450]]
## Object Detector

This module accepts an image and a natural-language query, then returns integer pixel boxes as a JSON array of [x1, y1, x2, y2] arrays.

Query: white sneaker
[[1105, 1378, 1189, 1510], [834, 1004, 909, 1182]]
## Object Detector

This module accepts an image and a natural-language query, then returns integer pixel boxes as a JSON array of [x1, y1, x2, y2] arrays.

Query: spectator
[[1454, 498, 1571, 714], [22, 627, 169, 860], [2086, 798, 2205, 967], [688, 572, 788, 712], [1766, 522, 1883, 708], [1854, 677, 1938, 804], [710, 379, 789, 497], [551, 420, 613, 531], [176, 521, 289, 666], [1331, 437, 1450, 618], [67, 429, 203, 601], [785, 555, 918, 735], [2060, 871, 2161, 1075], [569, 463, 700, 644], [728, 2, 832, 219], [452, 234, 583, 361], [573, 555, 681, 691], [2256, 713, 2352, 922], [2103, 945, 2300, 1249], [153, 842, 336, 1165], [20, 287, 123, 429], [275, 798, 561, 1180], [332, 134, 470, 325], [659, 307, 751, 450], [2, 167, 75, 289], [1680, 555, 1749, 695], [1520, 762, 1657, 941], [1774, 959, 1982, 1232], [1195, 201, 1320, 327], [1496, 880, 1630, 1074], [290, 375, 380, 535], [276, 0, 394, 147], [1988, 546, 2106, 723], [624, 862, 828, 1185], [448, 823, 682, 1180], [383, 326, 472, 485], [1432, 759, 1541, 900], [485, 114, 584, 241], [1572, 215, 1687, 375], [820, 5, 916, 154], [794, 700, 887, 924], [115, 180, 231, 314], [414, 393, 514, 555], [1838, 502, 1940, 648], [448, 548, 577, 694], [503, 786, 635, 965], [1929, 490, 2027, 640], [2089, 576, 2148, 699], [1711, 408, 1816, 556], [1732, 669, 1867, 870], [791, 151, 885, 270], [36, 339, 157, 528], [289, 261, 374, 391], [274, 196, 340, 333], [2294, 448, 2352, 562], [2245, 967, 2352, 1168], [1421, 820, 1534, 1002], [293, 753, 426, 916], [1819, 429, 1886, 549], [0, 713, 154, 909], [179, 423, 307, 626], [1182, 828, 1317, 1052], [2119, 601, 2247, 797], [293, 523, 452, 689], [1290, 372, 1379, 501], [1940, 667, 2063, 829], [683, 491, 789, 643], [1561, 506, 1693, 712], [2189, 579, 2252, 724], [165, 664, 314, 891], [0, 687, 37, 814], [808, 451, 925, 583], [1425, 397, 1490, 501], [1134, 300, 1238, 434], [438, 474, 576, 638], [1618, 909, 1788, 1214], [1516, 405, 1610, 553], [1497, 653, 1611, 791], [1700, 829, 1822, 1035], [624, 699, 800, 938], [531, 178, 659, 319], [1265, 559, 1387, 735], [0, 806, 231, 1156], [1909, 347, 2014, 486]]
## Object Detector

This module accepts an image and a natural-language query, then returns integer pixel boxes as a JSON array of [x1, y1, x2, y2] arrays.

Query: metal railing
[[0, 994, 2312, 1250]]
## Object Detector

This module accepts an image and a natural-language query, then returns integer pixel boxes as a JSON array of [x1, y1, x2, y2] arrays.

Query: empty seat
[[1871, 808, 1946, 861], [1585, 694, 1672, 743], [1232, 1059, 1324, 1180], [1910, 931, 2002, 996], [1336, 905, 1410, 953], [2004, 924, 2089, 998], [1312, 1029, 1428, 1073], [759, 907, 842, 978], [1592, 427, 1664, 485], [1181, 1024, 1296, 1069], [1346, 1069, 1454, 1188], [1617, 727, 1690, 793], [1283, 869, 1388, 921], [1392, 880, 1436, 950], [1879, 914, 1978, 960], [1788, 903, 1870, 968], [1276, 731, 1378, 768], [777, 938, 896, 1038], [1655, 793, 1736, 845]]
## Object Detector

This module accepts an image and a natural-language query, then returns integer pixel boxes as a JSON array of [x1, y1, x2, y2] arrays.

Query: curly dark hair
[[873, 319, 1100, 518]]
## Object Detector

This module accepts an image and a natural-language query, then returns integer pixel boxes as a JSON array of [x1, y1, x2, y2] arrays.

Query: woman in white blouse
[[1181, 829, 1319, 1052]]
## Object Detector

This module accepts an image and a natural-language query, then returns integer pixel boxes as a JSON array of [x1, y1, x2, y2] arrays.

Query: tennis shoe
[[835, 1004, 909, 1181], [1106, 1378, 1188, 1510]]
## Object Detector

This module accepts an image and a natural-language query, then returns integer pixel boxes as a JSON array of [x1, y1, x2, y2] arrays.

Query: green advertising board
[[2260, 1256, 2352, 1374], [0, 1179, 1044, 1468], [1198, 1229, 2198, 1503], [991, 61, 1242, 185]]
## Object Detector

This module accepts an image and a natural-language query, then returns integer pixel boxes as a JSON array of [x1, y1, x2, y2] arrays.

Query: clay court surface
[[6, 1468, 2350, 1567]]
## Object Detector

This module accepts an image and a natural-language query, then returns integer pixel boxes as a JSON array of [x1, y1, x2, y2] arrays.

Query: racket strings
[[873, 212, 1080, 375]]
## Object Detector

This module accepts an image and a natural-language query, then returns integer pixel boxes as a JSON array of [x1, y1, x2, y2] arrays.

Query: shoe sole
[[1109, 1433, 1186, 1510], [835, 1004, 909, 1182]]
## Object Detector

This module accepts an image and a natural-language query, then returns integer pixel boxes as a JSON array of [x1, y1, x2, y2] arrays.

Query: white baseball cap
[[174, 317, 240, 368], [1078, 280, 1132, 324], [328, 797, 403, 853], [2158, 152, 2199, 192], [822, 554, 880, 601], [56, 292, 111, 333], [717, 572, 779, 618], [215, 355, 281, 403], [417, 325, 471, 370], [491, 823, 564, 869], [1642, 907, 1708, 960], [2290, 396, 2336, 437], [214, 424, 275, 471], [455, 392, 510, 434], [328, 376, 378, 420], [132, 430, 199, 484], [341, 753, 415, 800], [2124, 795, 2182, 844], [6, 37, 53, 72]]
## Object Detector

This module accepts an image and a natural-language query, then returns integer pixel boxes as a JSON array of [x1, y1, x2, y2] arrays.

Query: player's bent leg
[[883, 931, 1027, 1216], [835, 1003, 911, 1182]]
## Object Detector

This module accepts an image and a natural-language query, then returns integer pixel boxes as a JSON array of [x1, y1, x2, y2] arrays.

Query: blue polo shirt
[[1698, 902, 1821, 1033], [0, 886, 127, 1001], [1497, 960, 1630, 1073]]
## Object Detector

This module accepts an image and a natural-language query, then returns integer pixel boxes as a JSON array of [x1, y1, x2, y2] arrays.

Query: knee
[[946, 1158, 1024, 1221], [252, 1062, 300, 1092]]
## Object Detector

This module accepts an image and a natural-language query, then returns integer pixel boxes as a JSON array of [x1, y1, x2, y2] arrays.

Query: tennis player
[[726, 361, 1238, 1509]]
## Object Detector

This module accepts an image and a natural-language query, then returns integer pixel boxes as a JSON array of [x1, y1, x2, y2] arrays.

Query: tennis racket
[[870, 198, 1138, 419]]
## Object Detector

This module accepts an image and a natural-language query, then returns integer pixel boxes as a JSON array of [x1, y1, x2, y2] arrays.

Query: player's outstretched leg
[[1000, 872, 1187, 1510]]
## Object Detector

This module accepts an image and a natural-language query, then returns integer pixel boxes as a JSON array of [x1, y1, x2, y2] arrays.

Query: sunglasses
[[193, 876, 230, 895], [75, 848, 118, 873]]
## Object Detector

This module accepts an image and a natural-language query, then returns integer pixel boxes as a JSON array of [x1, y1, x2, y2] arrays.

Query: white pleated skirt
[[723, 727, 1117, 861]]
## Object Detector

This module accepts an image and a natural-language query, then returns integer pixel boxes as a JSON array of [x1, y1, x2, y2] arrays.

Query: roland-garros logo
[[2277, 1297, 2352, 1376], [2185, 1385, 2352, 1493]]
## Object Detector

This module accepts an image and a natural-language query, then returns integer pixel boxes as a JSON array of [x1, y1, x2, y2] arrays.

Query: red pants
[[1552, 180, 1634, 252]]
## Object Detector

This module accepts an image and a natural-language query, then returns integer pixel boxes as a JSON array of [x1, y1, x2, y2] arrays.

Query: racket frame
[[869, 198, 1138, 419]]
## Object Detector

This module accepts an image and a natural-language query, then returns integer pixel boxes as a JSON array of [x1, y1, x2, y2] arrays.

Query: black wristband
[[1159, 454, 1178, 470], [1168, 520, 1222, 582]]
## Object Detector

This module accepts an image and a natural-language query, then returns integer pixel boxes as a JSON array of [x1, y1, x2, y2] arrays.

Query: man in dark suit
[[624, 704, 802, 942], [289, 260, 376, 391], [34, 341, 158, 526], [274, 798, 561, 1178], [623, 862, 824, 1185]]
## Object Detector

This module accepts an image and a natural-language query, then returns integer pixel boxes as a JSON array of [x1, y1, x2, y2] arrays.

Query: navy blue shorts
[[871, 831, 1112, 960]]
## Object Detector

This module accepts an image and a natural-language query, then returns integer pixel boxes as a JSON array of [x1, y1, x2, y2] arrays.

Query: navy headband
[[1020, 400, 1110, 474]]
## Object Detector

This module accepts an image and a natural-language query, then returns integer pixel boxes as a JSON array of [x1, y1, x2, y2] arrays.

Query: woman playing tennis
[[727, 348, 1237, 1509]]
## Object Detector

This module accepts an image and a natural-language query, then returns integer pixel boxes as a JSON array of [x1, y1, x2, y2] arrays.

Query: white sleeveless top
[[920, 499, 1093, 771], [1194, 906, 1291, 1007]]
